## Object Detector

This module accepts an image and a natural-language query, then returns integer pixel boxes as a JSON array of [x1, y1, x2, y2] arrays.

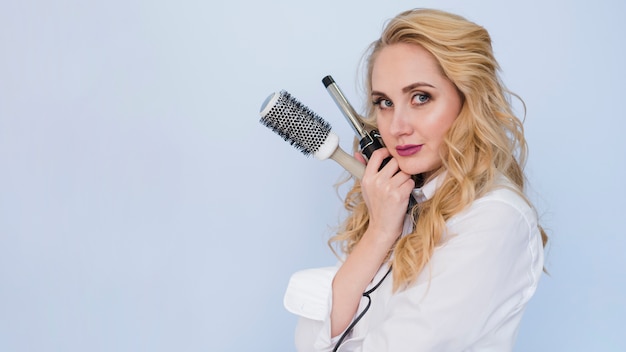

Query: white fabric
[[284, 266, 338, 321], [283, 174, 544, 351]]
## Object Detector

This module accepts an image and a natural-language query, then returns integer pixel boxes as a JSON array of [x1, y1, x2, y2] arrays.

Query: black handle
[[359, 130, 392, 170]]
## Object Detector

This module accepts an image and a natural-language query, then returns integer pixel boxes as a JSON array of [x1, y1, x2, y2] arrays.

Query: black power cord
[[332, 266, 393, 352]]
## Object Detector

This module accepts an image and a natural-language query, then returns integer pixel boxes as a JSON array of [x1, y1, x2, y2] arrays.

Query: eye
[[412, 93, 430, 105], [373, 98, 393, 109]]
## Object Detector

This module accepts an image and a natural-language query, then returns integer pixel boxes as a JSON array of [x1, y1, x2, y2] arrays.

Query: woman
[[284, 8, 548, 351]]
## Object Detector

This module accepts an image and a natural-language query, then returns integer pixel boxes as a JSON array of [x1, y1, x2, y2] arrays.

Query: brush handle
[[329, 146, 365, 180]]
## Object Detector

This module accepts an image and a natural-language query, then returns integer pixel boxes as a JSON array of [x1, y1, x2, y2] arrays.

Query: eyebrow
[[371, 82, 436, 96]]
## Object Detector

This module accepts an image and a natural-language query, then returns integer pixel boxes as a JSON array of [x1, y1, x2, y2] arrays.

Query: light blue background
[[1, 0, 624, 351]]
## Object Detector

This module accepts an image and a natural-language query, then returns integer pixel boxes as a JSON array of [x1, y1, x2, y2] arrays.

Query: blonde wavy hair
[[329, 8, 548, 292]]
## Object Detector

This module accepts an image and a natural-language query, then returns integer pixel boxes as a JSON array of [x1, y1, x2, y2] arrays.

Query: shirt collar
[[412, 172, 446, 203]]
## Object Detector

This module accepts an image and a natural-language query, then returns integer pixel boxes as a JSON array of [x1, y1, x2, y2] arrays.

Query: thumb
[[353, 151, 367, 165]]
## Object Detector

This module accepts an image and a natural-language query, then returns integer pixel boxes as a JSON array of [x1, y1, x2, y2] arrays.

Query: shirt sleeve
[[283, 265, 346, 351], [355, 193, 544, 351], [284, 266, 338, 321], [285, 214, 417, 352]]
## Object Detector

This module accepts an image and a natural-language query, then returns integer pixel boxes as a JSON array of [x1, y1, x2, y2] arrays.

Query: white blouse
[[283, 174, 544, 351]]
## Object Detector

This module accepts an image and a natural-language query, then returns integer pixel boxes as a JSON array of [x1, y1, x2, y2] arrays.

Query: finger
[[388, 167, 414, 193], [366, 148, 393, 172], [369, 149, 406, 179], [369, 148, 390, 163]]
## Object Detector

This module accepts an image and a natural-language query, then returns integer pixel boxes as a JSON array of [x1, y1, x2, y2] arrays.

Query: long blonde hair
[[329, 8, 548, 291]]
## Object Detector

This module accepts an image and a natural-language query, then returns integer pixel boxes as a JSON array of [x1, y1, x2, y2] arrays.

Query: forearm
[[330, 230, 395, 337], [328, 149, 411, 337]]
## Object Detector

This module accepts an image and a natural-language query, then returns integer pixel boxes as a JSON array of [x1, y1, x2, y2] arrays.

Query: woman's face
[[371, 43, 463, 177]]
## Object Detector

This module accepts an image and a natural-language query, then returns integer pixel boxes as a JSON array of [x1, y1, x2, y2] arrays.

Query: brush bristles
[[259, 90, 332, 156]]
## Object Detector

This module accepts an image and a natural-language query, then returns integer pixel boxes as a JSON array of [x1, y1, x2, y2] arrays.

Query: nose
[[389, 106, 412, 137]]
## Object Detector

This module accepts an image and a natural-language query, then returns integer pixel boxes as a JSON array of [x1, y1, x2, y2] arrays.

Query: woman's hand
[[358, 148, 415, 246]]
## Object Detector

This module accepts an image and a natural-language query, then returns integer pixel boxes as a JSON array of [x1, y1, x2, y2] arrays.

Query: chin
[[399, 160, 439, 177], [398, 165, 424, 176]]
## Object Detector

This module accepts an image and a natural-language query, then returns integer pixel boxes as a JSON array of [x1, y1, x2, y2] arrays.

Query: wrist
[[361, 227, 400, 253]]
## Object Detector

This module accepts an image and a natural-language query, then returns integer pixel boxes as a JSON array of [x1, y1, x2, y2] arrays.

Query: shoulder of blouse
[[444, 173, 537, 231]]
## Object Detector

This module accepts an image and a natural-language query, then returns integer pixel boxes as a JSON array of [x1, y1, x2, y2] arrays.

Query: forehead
[[371, 43, 445, 89]]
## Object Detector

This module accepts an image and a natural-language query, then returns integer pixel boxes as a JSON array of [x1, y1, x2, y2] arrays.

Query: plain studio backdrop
[[1, 0, 624, 351]]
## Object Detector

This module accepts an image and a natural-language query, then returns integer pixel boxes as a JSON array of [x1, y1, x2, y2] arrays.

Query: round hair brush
[[259, 90, 365, 179]]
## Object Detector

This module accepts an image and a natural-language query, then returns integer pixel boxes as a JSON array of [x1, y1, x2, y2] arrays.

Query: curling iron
[[321, 75, 391, 169]]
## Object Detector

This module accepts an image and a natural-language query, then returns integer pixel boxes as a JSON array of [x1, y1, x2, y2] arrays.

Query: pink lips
[[396, 144, 423, 157]]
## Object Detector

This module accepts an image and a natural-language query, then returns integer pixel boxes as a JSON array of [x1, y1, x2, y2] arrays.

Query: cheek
[[435, 116, 457, 140], [429, 105, 460, 139]]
